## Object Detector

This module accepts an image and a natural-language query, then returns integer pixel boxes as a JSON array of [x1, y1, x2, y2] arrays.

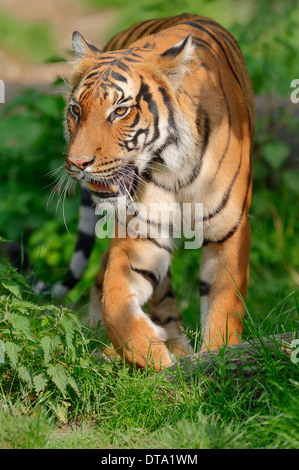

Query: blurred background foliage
[[0, 0, 298, 333]]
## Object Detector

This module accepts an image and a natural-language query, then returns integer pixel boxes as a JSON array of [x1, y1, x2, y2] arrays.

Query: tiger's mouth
[[85, 166, 138, 199]]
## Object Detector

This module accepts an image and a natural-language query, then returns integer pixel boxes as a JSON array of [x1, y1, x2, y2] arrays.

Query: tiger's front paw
[[104, 314, 172, 371]]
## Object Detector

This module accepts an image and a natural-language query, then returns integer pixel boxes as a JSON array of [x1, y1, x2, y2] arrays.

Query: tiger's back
[[66, 14, 255, 369], [101, 14, 255, 242]]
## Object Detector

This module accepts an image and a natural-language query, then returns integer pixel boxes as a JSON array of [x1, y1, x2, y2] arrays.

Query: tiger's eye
[[70, 104, 81, 118], [114, 107, 128, 116]]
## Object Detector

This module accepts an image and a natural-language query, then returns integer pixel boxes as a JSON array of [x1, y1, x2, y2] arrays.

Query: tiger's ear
[[72, 31, 102, 59], [160, 34, 195, 88]]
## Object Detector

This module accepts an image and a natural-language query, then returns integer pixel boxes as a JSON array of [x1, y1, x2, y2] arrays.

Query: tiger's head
[[65, 31, 196, 202]]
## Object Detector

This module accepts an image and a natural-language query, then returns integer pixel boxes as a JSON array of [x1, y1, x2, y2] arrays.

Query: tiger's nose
[[68, 155, 96, 170]]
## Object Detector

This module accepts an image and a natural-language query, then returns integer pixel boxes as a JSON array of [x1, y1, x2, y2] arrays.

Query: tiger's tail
[[6, 184, 97, 301]]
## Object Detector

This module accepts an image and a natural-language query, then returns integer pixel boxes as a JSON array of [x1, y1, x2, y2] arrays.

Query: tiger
[[62, 12, 255, 371]]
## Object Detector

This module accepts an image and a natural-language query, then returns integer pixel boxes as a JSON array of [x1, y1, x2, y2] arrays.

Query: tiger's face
[[66, 65, 143, 200], [65, 32, 195, 202]]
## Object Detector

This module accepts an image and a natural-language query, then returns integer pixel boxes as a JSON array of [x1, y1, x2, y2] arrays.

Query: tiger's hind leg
[[200, 214, 251, 350], [148, 270, 193, 358]]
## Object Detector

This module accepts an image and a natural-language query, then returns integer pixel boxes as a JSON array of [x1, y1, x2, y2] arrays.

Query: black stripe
[[212, 74, 232, 176], [129, 20, 158, 42], [135, 80, 150, 108], [147, 237, 172, 254], [161, 316, 180, 326], [153, 134, 178, 161], [92, 158, 118, 167], [137, 20, 162, 38], [120, 20, 156, 48], [184, 21, 242, 88], [195, 18, 242, 56], [80, 188, 94, 207], [143, 171, 175, 192], [145, 18, 171, 36], [192, 37, 214, 52], [128, 112, 140, 128], [125, 126, 149, 150], [115, 60, 130, 73], [135, 78, 160, 146], [111, 70, 127, 83], [79, 87, 93, 102], [203, 153, 242, 221], [176, 111, 209, 189], [85, 71, 100, 82], [118, 95, 133, 104], [61, 272, 79, 290], [107, 80, 125, 96], [158, 86, 176, 131], [158, 290, 175, 304], [75, 230, 95, 257], [130, 266, 159, 290], [92, 165, 121, 175], [150, 315, 180, 326], [122, 57, 142, 64], [203, 172, 251, 245], [199, 280, 211, 296], [130, 51, 145, 60]]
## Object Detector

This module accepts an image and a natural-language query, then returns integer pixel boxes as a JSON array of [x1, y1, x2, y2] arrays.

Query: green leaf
[[17, 365, 33, 388], [263, 141, 290, 169], [40, 335, 60, 363], [5, 341, 21, 368], [11, 299, 60, 314], [33, 373, 48, 394], [46, 364, 68, 395], [67, 375, 80, 397], [11, 299, 38, 312], [53, 403, 70, 424], [1, 281, 22, 299], [9, 313, 35, 341], [61, 317, 76, 360]]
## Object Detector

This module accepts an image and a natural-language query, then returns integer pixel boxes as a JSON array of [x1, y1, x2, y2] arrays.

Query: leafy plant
[[0, 257, 107, 421]]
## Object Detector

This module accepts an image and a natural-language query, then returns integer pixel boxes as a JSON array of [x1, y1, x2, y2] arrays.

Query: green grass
[[1, 346, 299, 449], [0, 264, 298, 449]]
